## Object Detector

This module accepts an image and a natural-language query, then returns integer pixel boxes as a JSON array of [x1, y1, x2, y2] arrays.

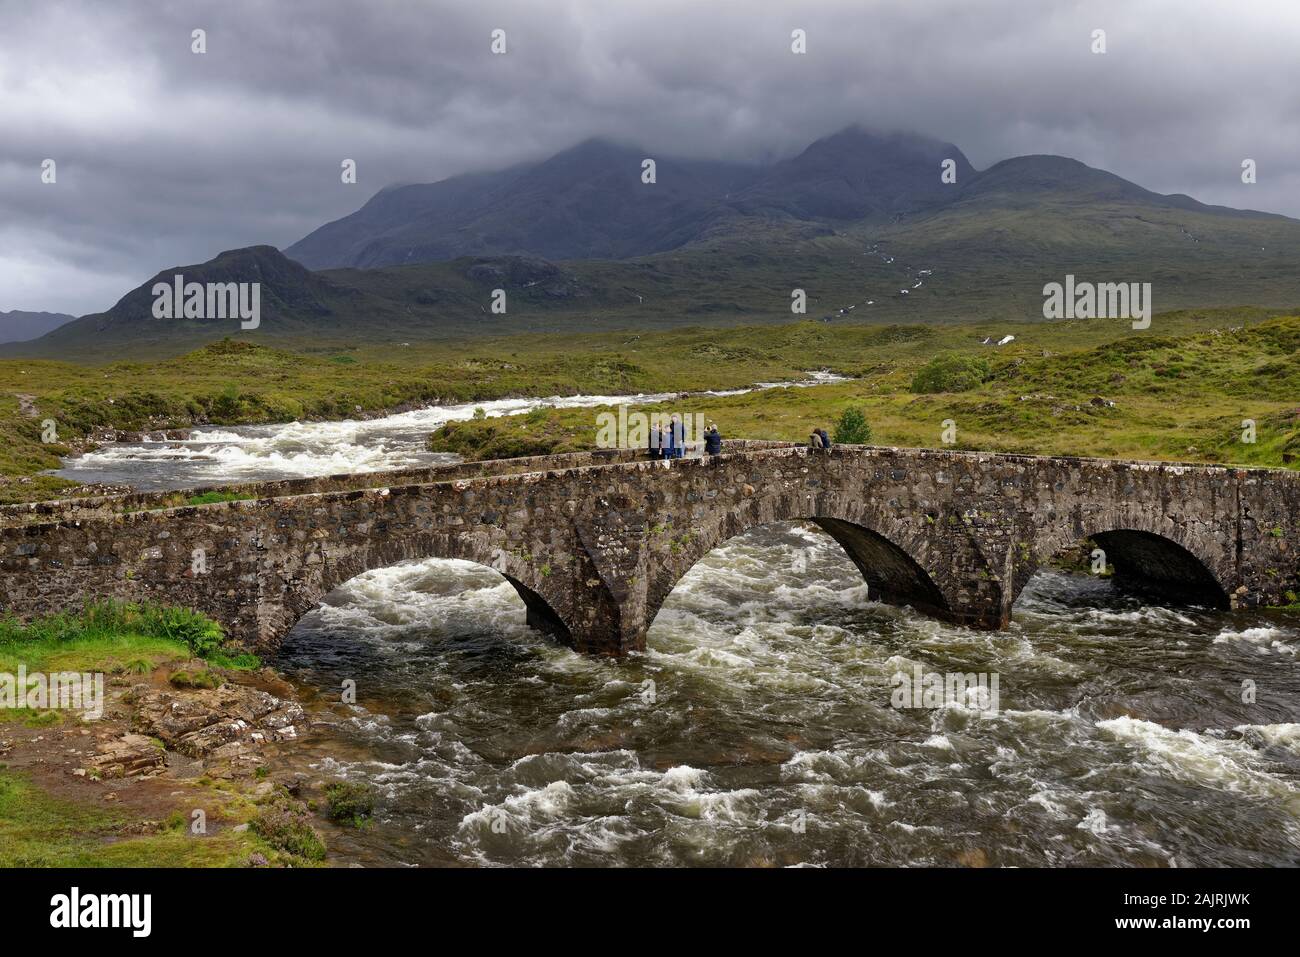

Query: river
[[58, 389, 1300, 867], [54, 373, 844, 491]]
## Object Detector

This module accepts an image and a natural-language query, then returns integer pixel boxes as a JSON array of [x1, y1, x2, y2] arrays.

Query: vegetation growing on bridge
[[185, 490, 254, 506]]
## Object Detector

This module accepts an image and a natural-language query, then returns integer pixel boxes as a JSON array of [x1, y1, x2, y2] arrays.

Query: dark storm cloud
[[2, 0, 1297, 314]]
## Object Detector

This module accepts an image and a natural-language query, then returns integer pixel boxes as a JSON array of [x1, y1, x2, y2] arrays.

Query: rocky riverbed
[[0, 657, 366, 866]]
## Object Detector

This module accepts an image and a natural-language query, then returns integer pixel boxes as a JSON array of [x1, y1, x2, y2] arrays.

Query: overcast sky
[[2, 0, 1298, 316]]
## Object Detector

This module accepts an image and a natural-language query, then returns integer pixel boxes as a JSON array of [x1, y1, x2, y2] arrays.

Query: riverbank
[[0, 324, 857, 503], [0, 604, 367, 867]]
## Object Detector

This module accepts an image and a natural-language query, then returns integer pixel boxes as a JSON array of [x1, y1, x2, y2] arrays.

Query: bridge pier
[[811, 516, 1007, 630], [502, 573, 575, 645]]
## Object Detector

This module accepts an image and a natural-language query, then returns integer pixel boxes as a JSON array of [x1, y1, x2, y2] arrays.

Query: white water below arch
[[274, 520, 1300, 868]]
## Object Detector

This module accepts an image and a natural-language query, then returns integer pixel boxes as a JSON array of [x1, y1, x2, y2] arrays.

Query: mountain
[[0, 310, 76, 343], [292, 127, 1261, 271], [939, 153, 1275, 218], [286, 138, 761, 269], [286, 128, 985, 269], [8, 126, 1300, 360], [730, 128, 975, 220]]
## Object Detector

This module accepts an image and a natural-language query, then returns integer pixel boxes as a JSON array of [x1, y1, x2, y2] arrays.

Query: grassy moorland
[[1, 305, 1295, 503], [428, 307, 1300, 467]]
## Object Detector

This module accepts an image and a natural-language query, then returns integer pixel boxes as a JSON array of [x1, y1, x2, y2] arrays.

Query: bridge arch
[[1019, 522, 1233, 611], [642, 490, 1003, 634], [270, 531, 577, 649]]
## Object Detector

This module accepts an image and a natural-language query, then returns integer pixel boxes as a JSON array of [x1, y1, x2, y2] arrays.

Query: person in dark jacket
[[817, 428, 831, 449], [704, 422, 722, 456]]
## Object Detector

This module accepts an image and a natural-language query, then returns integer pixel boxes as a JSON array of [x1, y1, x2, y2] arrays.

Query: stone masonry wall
[[1, 446, 1296, 656]]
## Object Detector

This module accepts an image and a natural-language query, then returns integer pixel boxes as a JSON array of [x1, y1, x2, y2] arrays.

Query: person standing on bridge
[[704, 422, 722, 456], [669, 414, 685, 459], [649, 417, 663, 458]]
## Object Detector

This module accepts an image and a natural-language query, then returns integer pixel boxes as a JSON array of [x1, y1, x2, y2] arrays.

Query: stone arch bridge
[[2, 443, 1297, 656]]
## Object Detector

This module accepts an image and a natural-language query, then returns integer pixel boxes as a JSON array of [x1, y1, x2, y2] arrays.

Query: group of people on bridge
[[648, 415, 722, 459], [644, 413, 833, 459]]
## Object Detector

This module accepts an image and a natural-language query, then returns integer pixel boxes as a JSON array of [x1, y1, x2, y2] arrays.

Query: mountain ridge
[[0, 310, 77, 344], [285, 126, 1284, 270], [8, 125, 1300, 361]]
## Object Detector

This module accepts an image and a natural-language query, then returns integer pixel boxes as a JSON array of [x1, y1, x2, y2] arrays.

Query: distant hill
[[6, 126, 1300, 361], [728, 128, 976, 221], [0, 310, 76, 343], [0, 246, 612, 359], [1, 246, 368, 358]]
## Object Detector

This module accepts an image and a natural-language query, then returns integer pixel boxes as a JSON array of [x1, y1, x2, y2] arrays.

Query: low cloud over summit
[[3, 0, 1298, 315]]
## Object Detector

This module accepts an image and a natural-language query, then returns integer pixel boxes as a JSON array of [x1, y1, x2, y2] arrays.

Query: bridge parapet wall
[[0, 447, 653, 528]]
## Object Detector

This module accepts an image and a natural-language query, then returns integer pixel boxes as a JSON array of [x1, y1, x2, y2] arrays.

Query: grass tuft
[[0, 601, 257, 673]]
